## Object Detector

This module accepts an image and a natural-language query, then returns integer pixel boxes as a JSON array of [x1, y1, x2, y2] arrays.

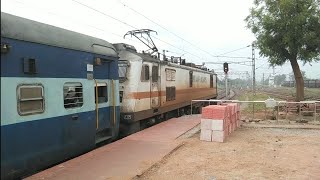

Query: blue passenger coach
[[1, 13, 120, 179]]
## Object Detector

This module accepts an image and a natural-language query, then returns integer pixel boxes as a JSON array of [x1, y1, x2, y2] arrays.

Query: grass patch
[[238, 92, 281, 112]]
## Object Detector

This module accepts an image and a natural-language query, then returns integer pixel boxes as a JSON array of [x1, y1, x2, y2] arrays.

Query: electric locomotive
[[114, 42, 217, 134]]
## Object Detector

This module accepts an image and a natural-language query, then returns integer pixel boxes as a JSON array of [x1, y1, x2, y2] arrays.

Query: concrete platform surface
[[25, 115, 200, 180]]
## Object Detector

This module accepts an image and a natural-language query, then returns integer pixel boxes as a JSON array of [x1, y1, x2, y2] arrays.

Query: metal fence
[[191, 99, 320, 122]]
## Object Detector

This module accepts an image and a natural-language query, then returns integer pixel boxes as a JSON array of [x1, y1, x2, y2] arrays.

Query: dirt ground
[[135, 127, 320, 180]]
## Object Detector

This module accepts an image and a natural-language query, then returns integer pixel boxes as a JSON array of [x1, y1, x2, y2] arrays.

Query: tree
[[289, 71, 307, 81], [274, 74, 286, 85], [245, 0, 320, 101]]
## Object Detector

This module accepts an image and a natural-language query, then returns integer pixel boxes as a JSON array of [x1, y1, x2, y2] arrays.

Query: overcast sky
[[2, 0, 320, 81]]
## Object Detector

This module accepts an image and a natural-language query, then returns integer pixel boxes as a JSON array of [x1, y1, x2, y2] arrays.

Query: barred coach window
[[63, 82, 83, 109], [17, 84, 45, 115]]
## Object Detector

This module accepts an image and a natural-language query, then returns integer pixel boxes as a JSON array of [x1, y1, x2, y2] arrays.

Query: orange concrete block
[[231, 114, 236, 123], [201, 105, 227, 119], [232, 123, 236, 131], [227, 103, 238, 115], [220, 104, 232, 117]]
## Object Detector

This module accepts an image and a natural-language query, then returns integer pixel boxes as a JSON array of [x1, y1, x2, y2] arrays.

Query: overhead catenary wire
[[151, 35, 205, 60], [118, 0, 266, 64], [9, 0, 143, 46], [72, 0, 258, 65], [217, 45, 251, 56], [71, 0, 268, 76], [8, 0, 314, 79], [70, 0, 210, 62], [255, 61, 270, 70], [71, 0, 138, 29], [118, 0, 223, 61]]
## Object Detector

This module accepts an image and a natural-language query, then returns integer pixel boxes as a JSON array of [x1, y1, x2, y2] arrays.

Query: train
[[1, 12, 217, 179], [114, 43, 217, 134], [282, 80, 320, 88]]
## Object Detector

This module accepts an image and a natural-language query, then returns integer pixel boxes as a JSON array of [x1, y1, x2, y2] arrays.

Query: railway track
[[259, 88, 320, 101], [217, 89, 236, 100]]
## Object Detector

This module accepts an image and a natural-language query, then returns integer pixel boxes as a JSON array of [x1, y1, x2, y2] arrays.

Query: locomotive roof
[[121, 50, 216, 75], [1, 12, 118, 57]]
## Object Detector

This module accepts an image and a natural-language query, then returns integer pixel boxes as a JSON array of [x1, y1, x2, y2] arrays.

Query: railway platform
[[25, 115, 201, 180]]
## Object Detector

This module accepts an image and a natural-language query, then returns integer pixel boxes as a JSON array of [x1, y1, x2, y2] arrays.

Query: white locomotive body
[[114, 43, 217, 133]]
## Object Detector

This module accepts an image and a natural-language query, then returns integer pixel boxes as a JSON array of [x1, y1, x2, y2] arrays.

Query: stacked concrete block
[[211, 120, 225, 131], [211, 130, 228, 143], [235, 103, 241, 128], [200, 129, 212, 142], [226, 103, 237, 133], [200, 103, 241, 143], [219, 104, 231, 134], [200, 118, 212, 141], [200, 105, 228, 142], [202, 105, 228, 119]]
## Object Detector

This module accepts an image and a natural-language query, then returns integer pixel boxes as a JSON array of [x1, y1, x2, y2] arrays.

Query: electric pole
[[252, 42, 256, 95]]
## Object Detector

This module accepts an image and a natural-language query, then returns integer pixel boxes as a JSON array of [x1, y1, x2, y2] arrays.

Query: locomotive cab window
[[141, 64, 150, 81], [118, 62, 128, 83], [95, 83, 108, 103], [17, 84, 44, 115], [64, 82, 83, 109]]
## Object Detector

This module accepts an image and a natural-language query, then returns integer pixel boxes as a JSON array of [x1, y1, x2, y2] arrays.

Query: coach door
[[92, 55, 118, 143], [94, 81, 110, 135], [151, 64, 160, 108]]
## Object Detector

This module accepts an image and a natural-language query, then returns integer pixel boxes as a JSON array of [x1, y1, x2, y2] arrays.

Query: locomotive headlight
[[1, 43, 10, 54]]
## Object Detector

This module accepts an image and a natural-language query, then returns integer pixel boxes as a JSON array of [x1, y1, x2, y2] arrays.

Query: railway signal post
[[224, 62, 229, 98]]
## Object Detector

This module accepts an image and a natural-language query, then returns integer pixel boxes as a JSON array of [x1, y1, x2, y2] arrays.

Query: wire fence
[[191, 99, 320, 122]]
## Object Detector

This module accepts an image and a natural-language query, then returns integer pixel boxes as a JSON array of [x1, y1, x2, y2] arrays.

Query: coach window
[[95, 83, 108, 103], [210, 75, 214, 88], [64, 82, 83, 109], [189, 71, 193, 87], [17, 84, 45, 115], [141, 64, 150, 81]]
